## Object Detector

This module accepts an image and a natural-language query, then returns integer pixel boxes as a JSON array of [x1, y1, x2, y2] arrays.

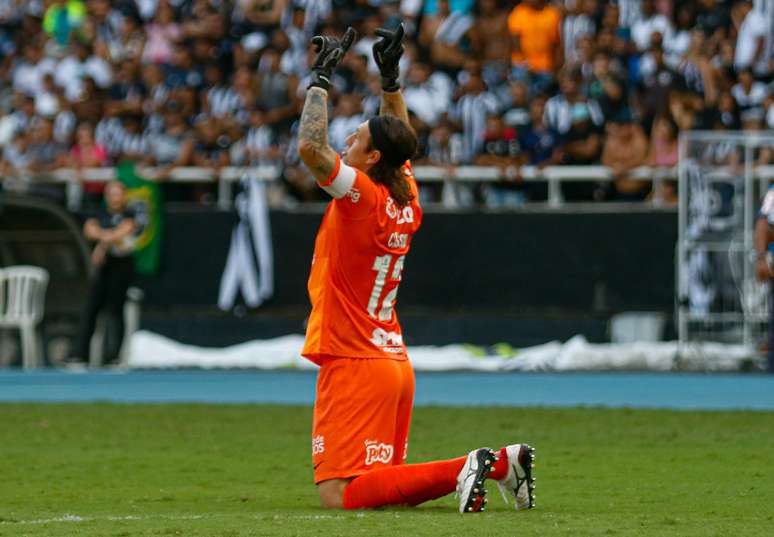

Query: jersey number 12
[[367, 254, 405, 321]]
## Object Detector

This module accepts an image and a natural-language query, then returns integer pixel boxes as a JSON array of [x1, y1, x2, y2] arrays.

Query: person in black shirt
[[71, 181, 137, 365]]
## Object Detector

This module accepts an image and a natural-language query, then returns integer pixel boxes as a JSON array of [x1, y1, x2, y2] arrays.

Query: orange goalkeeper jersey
[[302, 156, 422, 364]]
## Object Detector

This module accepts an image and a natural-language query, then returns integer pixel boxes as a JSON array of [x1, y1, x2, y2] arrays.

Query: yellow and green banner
[[116, 160, 163, 276]]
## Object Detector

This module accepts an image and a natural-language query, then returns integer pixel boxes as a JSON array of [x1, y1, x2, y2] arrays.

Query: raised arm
[[373, 24, 410, 126], [297, 28, 356, 182], [298, 87, 339, 181]]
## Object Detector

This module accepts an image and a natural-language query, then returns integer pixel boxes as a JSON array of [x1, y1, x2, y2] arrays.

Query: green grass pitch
[[1, 403, 773, 536]]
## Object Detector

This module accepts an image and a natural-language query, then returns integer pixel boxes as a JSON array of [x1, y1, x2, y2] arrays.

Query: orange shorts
[[311, 357, 415, 484]]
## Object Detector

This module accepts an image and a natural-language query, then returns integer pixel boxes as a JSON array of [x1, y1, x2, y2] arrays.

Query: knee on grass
[[317, 479, 350, 509]]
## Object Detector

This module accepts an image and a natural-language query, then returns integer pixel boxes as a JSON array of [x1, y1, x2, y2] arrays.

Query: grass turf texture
[[1, 404, 773, 537]]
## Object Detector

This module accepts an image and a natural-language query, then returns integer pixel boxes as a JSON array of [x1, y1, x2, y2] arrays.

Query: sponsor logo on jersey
[[346, 187, 361, 204], [312, 435, 325, 455], [385, 197, 414, 224], [370, 328, 404, 353], [364, 440, 394, 465]]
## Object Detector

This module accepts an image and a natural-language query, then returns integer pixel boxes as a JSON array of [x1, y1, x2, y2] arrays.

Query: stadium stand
[[0, 0, 773, 209]]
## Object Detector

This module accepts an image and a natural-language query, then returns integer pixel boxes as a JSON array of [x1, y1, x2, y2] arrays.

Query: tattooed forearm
[[380, 90, 410, 126], [299, 87, 329, 151], [298, 87, 338, 179]]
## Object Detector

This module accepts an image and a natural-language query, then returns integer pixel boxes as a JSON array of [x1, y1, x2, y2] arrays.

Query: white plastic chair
[[0, 266, 49, 369]]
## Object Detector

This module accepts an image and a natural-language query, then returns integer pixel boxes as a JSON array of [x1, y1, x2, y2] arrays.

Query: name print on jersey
[[388, 232, 408, 249], [364, 440, 394, 466]]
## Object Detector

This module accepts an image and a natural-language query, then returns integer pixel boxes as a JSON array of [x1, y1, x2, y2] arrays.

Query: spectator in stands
[[637, 43, 677, 133], [117, 112, 150, 162], [501, 80, 530, 130], [717, 91, 742, 130], [476, 113, 523, 208], [70, 180, 137, 365], [558, 96, 604, 200], [403, 61, 453, 127], [70, 122, 108, 204], [42, 0, 86, 47], [601, 115, 649, 201], [647, 114, 679, 169], [450, 61, 500, 163], [468, 0, 511, 70], [26, 118, 68, 173], [107, 60, 145, 117], [518, 96, 560, 167], [0, 94, 35, 147], [0, 129, 32, 180], [696, 0, 732, 43], [241, 106, 281, 166], [677, 30, 719, 106], [731, 68, 768, 124], [55, 41, 113, 102], [202, 63, 243, 121], [562, 0, 596, 68], [13, 41, 57, 98], [164, 44, 204, 90], [256, 47, 299, 132], [142, 0, 182, 65], [734, 0, 770, 76], [148, 100, 194, 169], [507, 0, 562, 92], [664, 3, 695, 67], [544, 68, 603, 136], [192, 116, 230, 172], [419, 0, 473, 72], [72, 76, 107, 126], [586, 50, 627, 122], [646, 114, 679, 205], [631, 0, 673, 53], [110, 12, 145, 63]]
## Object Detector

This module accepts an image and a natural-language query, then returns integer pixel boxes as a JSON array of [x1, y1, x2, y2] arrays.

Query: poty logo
[[364, 440, 394, 466], [312, 435, 325, 455]]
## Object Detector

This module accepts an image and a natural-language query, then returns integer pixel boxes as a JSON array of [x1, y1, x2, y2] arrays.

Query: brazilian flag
[[116, 160, 163, 276]]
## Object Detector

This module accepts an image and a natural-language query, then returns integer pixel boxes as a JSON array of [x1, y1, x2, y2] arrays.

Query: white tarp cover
[[126, 331, 759, 371]]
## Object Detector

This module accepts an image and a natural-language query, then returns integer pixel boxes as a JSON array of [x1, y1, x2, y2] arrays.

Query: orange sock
[[342, 456, 467, 509], [489, 447, 509, 480]]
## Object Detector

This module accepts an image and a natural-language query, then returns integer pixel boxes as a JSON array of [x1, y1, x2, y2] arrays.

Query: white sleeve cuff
[[321, 160, 357, 199]]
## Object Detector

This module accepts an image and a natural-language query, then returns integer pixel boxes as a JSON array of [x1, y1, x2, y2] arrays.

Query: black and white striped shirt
[[544, 96, 604, 135], [207, 85, 244, 119], [562, 14, 595, 65], [451, 91, 500, 163]]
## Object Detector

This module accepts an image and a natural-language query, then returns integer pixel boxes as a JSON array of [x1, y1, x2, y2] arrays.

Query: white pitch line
[[0, 512, 375, 526], [0, 514, 205, 526]]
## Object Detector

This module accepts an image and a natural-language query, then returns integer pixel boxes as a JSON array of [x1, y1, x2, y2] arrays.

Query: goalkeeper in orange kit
[[296, 23, 536, 512]]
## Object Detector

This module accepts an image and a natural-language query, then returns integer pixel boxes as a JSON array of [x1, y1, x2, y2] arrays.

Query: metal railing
[[4, 163, 749, 210]]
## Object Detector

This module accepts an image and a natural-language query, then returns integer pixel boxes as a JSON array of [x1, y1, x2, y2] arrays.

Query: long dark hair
[[366, 116, 418, 207]]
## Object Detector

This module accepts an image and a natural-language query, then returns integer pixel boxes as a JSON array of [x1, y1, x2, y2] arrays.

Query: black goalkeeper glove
[[372, 23, 405, 92], [308, 27, 357, 91]]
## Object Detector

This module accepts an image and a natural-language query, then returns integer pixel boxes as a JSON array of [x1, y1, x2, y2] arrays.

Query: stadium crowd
[[0, 0, 772, 206]]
